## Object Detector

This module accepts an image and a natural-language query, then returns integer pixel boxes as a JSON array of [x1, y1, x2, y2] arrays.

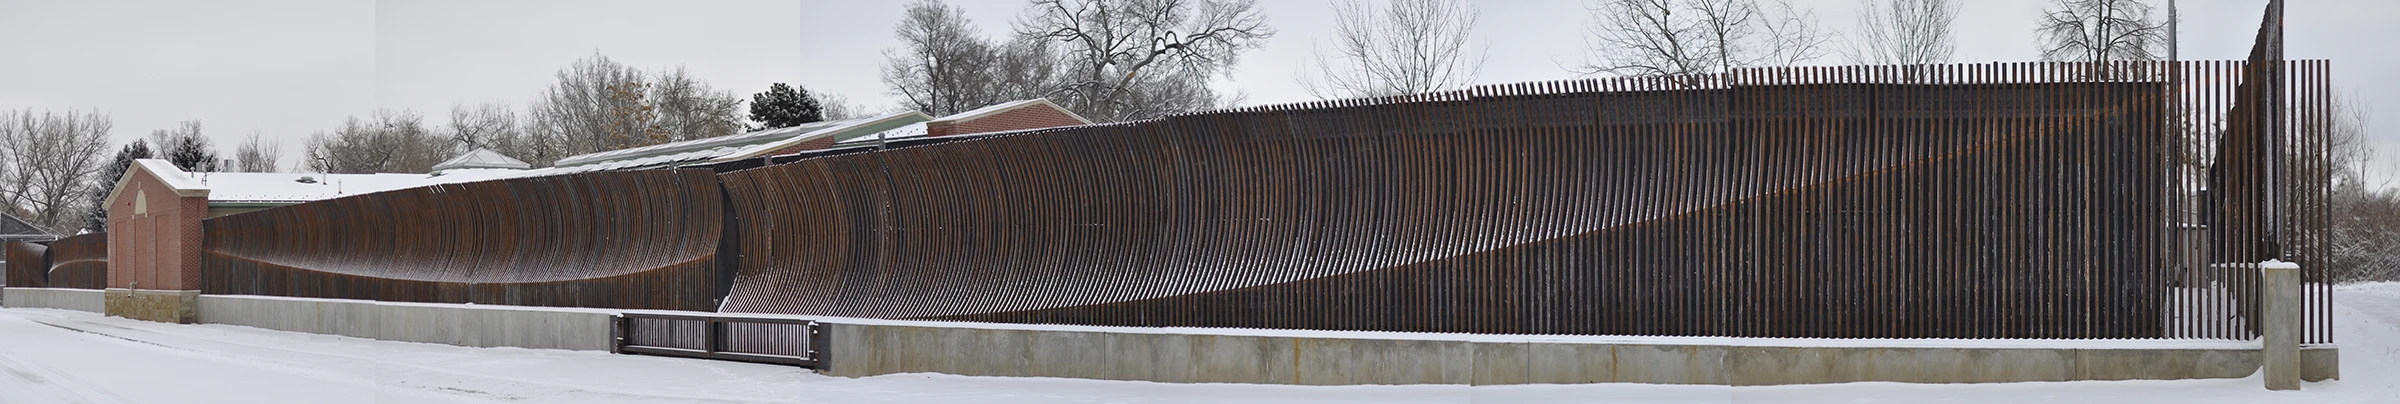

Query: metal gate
[[612, 312, 825, 368]]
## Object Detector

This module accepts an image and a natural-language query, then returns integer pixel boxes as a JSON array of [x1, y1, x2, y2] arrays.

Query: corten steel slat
[[43, 233, 108, 290], [2307, 59, 2326, 344], [702, 63, 2309, 339], [201, 170, 723, 311], [6, 241, 52, 288]]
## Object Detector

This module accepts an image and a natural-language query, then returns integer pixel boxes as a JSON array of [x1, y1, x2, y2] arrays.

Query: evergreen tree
[[162, 134, 218, 171], [84, 140, 154, 232], [748, 82, 825, 129], [149, 120, 219, 172]]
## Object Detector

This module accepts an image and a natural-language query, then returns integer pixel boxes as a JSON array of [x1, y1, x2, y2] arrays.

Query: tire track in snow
[[0, 314, 142, 404]]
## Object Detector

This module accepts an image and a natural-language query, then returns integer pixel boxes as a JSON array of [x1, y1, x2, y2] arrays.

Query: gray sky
[[1, 0, 2393, 180]]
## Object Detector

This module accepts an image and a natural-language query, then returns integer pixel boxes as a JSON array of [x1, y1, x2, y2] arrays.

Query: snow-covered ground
[[5, 285, 2400, 403]]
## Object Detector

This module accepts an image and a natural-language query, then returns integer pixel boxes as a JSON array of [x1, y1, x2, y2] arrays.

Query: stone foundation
[[104, 289, 198, 323]]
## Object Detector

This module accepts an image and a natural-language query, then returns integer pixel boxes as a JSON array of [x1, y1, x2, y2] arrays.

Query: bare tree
[[989, 36, 1064, 105], [1843, 0, 1958, 65], [2035, 0, 2167, 63], [0, 108, 112, 234], [445, 103, 524, 158], [885, 0, 1004, 116], [651, 67, 747, 141], [882, 0, 1065, 117], [818, 93, 874, 120], [1301, 0, 1484, 99], [527, 53, 660, 157], [2315, 92, 2400, 281], [1579, 0, 1831, 79], [1016, 0, 1275, 122], [1749, 0, 1833, 68], [232, 131, 282, 173], [304, 110, 448, 174], [525, 53, 746, 160]]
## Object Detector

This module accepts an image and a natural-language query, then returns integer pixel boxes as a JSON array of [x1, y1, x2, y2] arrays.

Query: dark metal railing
[[613, 312, 824, 368]]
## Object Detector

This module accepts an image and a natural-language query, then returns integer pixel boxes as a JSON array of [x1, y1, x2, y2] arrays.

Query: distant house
[[830, 98, 1093, 150], [432, 148, 532, 172], [0, 212, 53, 244]]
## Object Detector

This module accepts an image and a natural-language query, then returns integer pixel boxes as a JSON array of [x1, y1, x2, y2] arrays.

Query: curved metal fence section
[[5, 240, 47, 288], [200, 169, 726, 311], [45, 233, 107, 290], [720, 62, 2327, 339]]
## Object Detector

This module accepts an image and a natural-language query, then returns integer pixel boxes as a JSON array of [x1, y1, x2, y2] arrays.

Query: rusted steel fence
[[200, 170, 727, 311], [718, 61, 2331, 340], [45, 233, 107, 290], [4, 240, 46, 288]]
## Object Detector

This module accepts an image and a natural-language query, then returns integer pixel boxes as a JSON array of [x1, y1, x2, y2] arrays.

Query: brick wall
[[107, 169, 206, 291], [928, 105, 1087, 137]]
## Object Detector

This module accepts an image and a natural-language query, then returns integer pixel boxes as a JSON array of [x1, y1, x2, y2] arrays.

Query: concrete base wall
[[2, 288, 104, 313], [195, 295, 614, 351], [105, 289, 198, 323], [822, 321, 2341, 386]]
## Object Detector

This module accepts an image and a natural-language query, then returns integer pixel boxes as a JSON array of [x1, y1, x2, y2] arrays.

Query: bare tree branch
[[233, 130, 282, 173], [2036, 0, 2166, 63], [1017, 0, 1274, 121], [1842, 0, 1958, 66], [1579, 0, 1828, 81], [304, 110, 446, 174], [0, 108, 113, 233], [1300, 0, 1485, 99]]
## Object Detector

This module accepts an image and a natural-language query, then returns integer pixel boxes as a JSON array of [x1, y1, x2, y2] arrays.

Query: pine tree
[[84, 140, 154, 232], [748, 82, 825, 129], [149, 120, 220, 172], [162, 135, 218, 172]]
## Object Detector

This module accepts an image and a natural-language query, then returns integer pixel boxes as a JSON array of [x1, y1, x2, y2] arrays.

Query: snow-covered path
[[3, 284, 2399, 403]]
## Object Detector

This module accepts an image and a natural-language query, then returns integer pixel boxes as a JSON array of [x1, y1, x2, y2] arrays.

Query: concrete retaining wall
[[195, 295, 614, 351], [820, 320, 2340, 386], [2, 287, 104, 312], [18, 292, 2336, 386]]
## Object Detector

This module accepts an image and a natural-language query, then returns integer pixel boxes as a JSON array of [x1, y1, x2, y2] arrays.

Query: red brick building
[[98, 158, 513, 322], [100, 160, 211, 322]]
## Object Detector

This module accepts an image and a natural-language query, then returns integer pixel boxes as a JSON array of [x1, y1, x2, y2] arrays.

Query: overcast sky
[[1, 0, 2393, 179]]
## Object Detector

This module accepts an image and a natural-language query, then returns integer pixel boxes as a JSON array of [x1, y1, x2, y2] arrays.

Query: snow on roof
[[432, 148, 531, 171], [134, 159, 209, 192], [931, 98, 1092, 125], [193, 169, 546, 204], [553, 113, 924, 168], [832, 122, 929, 146], [702, 111, 929, 164], [98, 158, 571, 206]]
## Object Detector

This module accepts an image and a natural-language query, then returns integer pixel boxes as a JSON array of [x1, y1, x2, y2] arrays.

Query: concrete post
[[2260, 260, 2301, 391]]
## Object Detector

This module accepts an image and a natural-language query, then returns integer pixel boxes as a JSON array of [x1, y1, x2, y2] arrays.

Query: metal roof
[[432, 148, 532, 171], [551, 111, 929, 168], [0, 212, 52, 239]]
